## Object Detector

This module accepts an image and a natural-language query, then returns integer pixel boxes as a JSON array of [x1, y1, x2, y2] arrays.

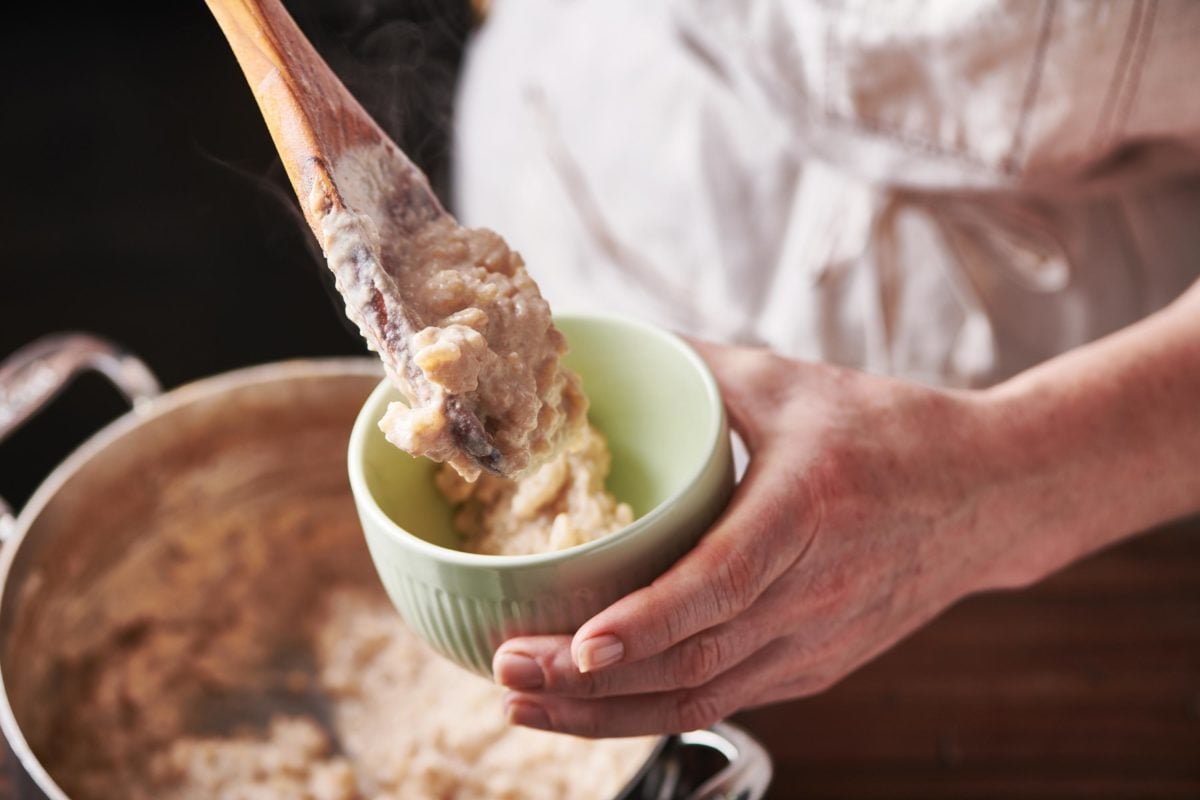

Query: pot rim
[[0, 357, 379, 799]]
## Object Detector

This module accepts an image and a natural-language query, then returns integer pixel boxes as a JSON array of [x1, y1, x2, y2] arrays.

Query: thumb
[[683, 336, 781, 453]]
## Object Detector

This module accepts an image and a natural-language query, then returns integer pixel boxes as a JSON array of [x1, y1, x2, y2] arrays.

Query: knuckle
[[563, 663, 601, 697], [673, 688, 727, 733], [538, 648, 609, 698], [560, 704, 605, 738], [670, 631, 727, 689], [661, 587, 704, 646], [710, 545, 759, 620]]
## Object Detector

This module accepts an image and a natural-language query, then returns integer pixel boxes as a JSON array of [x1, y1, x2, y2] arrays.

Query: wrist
[[866, 382, 1049, 603], [907, 384, 1070, 597], [966, 318, 1200, 592], [961, 382, 1094, 591]]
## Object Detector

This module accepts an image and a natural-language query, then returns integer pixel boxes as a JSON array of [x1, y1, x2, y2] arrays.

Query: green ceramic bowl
[[348, 313, 734, 676]]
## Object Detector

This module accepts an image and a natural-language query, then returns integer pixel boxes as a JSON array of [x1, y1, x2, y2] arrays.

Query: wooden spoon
[[205, 0, 505, 475]]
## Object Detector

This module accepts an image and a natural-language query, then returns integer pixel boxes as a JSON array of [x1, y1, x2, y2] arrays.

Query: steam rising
[[216, 0, 474, 343], [297, 0, 472, 199]]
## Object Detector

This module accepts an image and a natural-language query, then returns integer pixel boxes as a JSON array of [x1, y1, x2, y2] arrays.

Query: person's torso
[[454, 0, 1200, 387]]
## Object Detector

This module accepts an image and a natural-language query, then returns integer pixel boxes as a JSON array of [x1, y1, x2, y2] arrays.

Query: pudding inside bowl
[[349, 312, 734, 674], [354, 313, 728, 555]]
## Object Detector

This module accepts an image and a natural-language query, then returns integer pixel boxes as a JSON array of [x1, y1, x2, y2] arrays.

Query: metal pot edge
[[0, 357, 380, 800]]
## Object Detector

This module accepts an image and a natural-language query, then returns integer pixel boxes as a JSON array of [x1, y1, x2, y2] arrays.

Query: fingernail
[[575, 634, 624, 673], [505, 698, 552, 730], [493, 652, 544, 690]]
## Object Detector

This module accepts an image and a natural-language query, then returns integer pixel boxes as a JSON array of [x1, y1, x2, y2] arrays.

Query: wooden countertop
[[4, 517, 1198, 798], [739, 515, 1200, 798]]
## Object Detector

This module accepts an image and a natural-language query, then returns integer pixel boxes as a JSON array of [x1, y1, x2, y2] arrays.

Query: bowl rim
[[347, 311, 727, 569]]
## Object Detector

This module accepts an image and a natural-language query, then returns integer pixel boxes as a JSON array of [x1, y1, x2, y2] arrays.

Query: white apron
[[454, 0, 1200, 387]]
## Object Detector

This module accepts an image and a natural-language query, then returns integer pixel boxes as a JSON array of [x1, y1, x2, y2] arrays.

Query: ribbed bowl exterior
[[361, 545, 671, 676], [355, 419, 733, 677]]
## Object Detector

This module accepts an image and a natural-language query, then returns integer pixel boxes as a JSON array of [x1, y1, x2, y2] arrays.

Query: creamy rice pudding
[[436, 424, 633, 556], [318, 145, 586, 481]]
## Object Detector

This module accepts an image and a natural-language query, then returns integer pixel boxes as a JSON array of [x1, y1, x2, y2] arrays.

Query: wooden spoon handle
[[205, 0, 387, 233]]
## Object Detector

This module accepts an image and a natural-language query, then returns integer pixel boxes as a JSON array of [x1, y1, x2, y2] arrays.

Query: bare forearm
[[977, 279, 1200, 588]]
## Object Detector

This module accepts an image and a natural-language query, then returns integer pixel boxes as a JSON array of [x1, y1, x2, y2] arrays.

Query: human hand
[[493, 339, 1024, 737]]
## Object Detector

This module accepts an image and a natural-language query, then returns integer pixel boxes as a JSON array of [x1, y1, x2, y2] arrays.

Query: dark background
[[0, 0, 473, 509]]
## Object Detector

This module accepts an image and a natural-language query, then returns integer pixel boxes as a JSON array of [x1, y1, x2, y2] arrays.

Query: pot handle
[[679, 721, 773, 800], [0, 333, 161, 541]]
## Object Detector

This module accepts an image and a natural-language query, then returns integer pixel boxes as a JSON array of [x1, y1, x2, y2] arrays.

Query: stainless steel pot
[[0, 335, 771, 800]]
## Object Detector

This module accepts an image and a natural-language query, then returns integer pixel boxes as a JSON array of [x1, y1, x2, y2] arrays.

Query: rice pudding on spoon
[[207, 0, 586, 481]]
